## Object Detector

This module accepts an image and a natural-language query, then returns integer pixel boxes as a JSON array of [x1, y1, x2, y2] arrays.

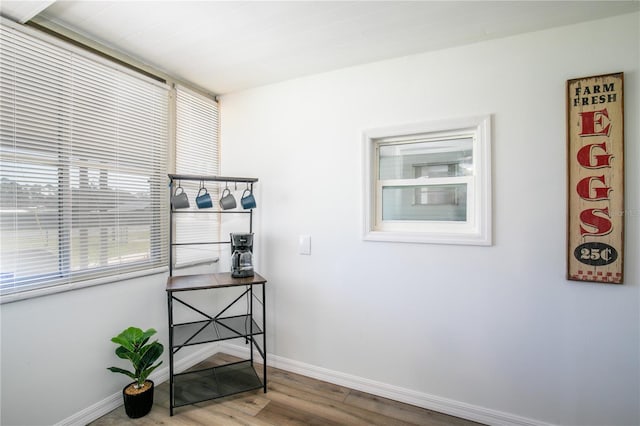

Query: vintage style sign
[[567, 72, 624, 284]]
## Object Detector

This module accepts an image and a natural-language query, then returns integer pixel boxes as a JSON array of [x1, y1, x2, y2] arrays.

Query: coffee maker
[[230, 233, 254, 278]]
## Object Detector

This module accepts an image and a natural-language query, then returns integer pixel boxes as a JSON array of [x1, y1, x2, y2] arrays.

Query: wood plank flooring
[[90, 353, 484, 426]]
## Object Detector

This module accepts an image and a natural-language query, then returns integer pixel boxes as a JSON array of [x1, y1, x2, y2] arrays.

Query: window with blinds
[[174, 85, 220, 267], [0, 22, 170, 300]]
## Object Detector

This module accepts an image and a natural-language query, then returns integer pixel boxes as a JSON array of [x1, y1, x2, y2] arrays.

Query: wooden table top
[[166, 272, 267, 292]]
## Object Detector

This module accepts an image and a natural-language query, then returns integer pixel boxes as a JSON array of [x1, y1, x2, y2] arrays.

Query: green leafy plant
[[107, 327, 164, 389]]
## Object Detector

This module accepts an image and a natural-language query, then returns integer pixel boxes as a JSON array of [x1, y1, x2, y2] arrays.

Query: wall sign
[[567, 72, 624, 284]]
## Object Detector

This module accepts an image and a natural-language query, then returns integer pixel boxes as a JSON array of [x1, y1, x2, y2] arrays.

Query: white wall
[[220, 12, 639, 426], [0, 273, 169, 425], [0, 12, 637, 426], [0, 261, 227, 425]]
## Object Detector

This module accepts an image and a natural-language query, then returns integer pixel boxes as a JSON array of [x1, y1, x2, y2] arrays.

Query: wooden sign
[[567, 72, 624, 284]]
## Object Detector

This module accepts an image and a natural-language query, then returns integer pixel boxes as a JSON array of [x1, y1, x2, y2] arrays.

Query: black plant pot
[[122, 380, 154, 419]]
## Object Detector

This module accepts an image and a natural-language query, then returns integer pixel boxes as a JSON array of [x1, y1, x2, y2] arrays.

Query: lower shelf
[[173, 360, 263, 407]]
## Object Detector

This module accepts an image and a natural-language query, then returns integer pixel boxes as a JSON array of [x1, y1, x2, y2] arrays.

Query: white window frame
[[363, 115, 492, 245]]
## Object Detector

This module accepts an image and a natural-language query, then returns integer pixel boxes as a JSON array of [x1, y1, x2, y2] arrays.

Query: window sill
[[0, 266, 168, 305], [364, 230, 491, 246], [174, 257, 220, 269]]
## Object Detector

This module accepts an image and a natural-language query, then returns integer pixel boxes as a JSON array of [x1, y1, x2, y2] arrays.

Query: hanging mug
[[241, 189, 256, 209], [219, 188, 237, 210], [171, 185, 190, 209], [196, 187, 213, 209]]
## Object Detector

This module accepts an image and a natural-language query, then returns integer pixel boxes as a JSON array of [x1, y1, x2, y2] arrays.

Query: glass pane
[[70, 225, 151, 270], [379, 138, 473, 180], [69, 166, 153, 271], [382, 184, 467, 221], [0, 161, 61, 286]]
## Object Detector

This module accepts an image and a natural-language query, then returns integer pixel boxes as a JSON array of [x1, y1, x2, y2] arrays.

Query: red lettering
[[576, 175, 612, 201], [576, 142, 613, 168], [579, 109, 611, 136], [580, 207, 612, 236]]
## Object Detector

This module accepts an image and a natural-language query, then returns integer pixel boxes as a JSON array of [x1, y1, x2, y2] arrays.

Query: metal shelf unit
[[168, 174, 258, 276], [166, 174, 266, 416]]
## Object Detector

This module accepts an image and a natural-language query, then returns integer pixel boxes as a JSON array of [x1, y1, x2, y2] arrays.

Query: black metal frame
[[166, 174, 264, 416], [167, 281, 266, 415], [168, 174, 258, 276]]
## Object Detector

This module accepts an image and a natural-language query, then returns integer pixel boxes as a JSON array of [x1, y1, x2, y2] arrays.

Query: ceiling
[[1, 1, 639, 95]]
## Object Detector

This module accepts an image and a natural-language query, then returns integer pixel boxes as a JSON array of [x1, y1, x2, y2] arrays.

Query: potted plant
[[107, 326, 164, 418]]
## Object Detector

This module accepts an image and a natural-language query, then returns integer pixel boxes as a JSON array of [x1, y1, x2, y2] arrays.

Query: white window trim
[[362, 115, 492, 246]]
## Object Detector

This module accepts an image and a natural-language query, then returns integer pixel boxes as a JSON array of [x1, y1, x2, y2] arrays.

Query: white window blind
[[0, 22, 169, 300], [174, 85, 220, 267]]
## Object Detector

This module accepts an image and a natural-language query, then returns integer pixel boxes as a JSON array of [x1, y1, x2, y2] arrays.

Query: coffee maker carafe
[[230, 233, 254, 278]]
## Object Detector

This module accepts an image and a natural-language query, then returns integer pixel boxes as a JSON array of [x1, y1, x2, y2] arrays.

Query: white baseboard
[[55, 392, 123, 426], [57, 341, 554, 426], [55, 344, 221, 426], [219, 342, 554, 426]]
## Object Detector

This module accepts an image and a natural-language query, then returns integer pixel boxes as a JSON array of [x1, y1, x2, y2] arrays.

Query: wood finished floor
[[90, 353, 484, 426]]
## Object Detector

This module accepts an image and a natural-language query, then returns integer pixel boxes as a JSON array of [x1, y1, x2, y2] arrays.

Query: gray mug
[[171, 186, 190, 209], [219, 188, 236, 210]]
